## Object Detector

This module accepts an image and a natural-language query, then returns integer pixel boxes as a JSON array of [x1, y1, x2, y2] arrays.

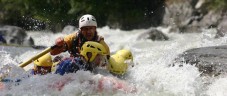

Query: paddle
[[18, 45, 57, 68]]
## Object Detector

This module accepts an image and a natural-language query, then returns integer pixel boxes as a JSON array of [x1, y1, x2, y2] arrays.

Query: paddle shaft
[[18, 45, 57, 68]]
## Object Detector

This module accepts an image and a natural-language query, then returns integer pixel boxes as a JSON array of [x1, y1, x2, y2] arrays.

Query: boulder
[[216, 14, 227, 38], [0, 25, 34, 46], [174, 45, 227, 76], [163, 0, 194, 29], [137, 28, 169, 41], [163, 0, 222, 33]]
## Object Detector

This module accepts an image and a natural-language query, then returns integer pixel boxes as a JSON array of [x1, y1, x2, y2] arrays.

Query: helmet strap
[[93, 31, 97, 40], [86, 52, 92, 61]]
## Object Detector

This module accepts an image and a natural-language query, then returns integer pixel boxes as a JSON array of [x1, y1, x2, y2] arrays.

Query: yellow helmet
[[33, 53, 53, 67], [107, 54, 128, 75], [80, 41, 107, 62], [116, 49, 133, 60]]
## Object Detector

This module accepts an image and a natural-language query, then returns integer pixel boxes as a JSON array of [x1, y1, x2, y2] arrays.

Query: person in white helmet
[[50, 14, 110, 59]]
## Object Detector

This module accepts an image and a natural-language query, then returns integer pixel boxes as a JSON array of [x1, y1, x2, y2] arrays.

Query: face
[[80, 26, 96, 40], [92, 54, 108, 68]]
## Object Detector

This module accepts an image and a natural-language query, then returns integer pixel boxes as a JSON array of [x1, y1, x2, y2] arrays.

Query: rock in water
[[174, 45, 227, 76]]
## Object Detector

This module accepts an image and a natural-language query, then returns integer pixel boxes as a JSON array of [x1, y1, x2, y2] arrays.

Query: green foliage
[[23, 0, 75, 25], [0, 0, 165, 30], [205, 0, 227, 11], [0, 0, 29, 23]]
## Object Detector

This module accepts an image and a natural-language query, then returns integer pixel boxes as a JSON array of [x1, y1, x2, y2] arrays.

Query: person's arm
[[50, 37, 67, 55], [50, 33, 76, 55]]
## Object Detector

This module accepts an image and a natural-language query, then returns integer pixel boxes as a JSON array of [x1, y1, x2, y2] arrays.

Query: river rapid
[[1, 27, 227, 96]]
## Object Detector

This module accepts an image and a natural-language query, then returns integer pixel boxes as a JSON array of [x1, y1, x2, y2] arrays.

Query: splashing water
[[1, 26, 227, 96]]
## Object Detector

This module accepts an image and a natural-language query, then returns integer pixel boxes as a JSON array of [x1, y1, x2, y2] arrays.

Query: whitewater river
[[1, 27, 227, 96]]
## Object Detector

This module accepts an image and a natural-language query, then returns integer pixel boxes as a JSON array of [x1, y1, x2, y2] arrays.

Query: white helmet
[[79, 14, 97, 29]]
